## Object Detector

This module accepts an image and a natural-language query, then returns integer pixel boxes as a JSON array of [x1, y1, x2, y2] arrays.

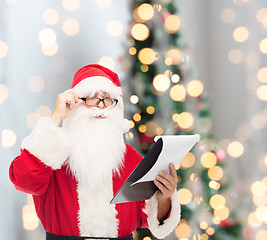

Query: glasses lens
[[103, 98, 113, 107], [86, 97, 99, 106], [84, 97, 118, 107]]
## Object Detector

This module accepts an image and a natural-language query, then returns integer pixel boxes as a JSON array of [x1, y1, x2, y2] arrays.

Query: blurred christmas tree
[[120, 0, 243, 240]]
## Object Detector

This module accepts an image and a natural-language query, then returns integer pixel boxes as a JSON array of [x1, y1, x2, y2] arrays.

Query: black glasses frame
[[81, 97, 118, 107]]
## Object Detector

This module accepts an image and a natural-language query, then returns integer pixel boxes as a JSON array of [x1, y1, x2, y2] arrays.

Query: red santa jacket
[[9, 117, 180, 239]]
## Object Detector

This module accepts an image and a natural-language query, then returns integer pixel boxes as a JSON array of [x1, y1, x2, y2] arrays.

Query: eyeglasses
[[81, 97, 118, 108]]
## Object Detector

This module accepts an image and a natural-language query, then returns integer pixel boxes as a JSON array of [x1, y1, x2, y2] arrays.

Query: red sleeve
[[138, 200, 149, 228], [9, 148, 53, 195]]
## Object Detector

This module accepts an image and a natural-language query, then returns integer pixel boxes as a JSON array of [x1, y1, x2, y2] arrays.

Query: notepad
[[110, 135, 199, 204]]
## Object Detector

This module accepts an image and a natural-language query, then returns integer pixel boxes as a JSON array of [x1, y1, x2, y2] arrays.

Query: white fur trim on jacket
[[22, 116, 71, 170], [144, 190, 181, 239]]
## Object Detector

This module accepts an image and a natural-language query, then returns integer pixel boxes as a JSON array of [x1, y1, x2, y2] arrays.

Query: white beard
[[62, 105, 129, 189]]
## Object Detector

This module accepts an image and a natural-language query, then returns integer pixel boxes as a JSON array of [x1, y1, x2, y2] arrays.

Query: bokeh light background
[[0, 0, 267, 239]]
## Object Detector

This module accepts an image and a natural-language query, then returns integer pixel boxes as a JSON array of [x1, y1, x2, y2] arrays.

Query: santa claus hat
[[71, 64, 122, 104]]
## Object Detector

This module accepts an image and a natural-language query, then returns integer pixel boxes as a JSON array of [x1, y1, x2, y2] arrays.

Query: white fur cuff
[[22, 117, 71, 170], [145, 191, 181, 239]]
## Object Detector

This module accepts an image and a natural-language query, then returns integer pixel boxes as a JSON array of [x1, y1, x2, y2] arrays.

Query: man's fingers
[[169, 163, 178, 179], [156, 175, 173, 191], [154, 179, 169, 195], [158, 170, 178, 186]]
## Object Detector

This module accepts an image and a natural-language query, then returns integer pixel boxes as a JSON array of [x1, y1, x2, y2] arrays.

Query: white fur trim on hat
[[144, 190, 181, 239], [72, 76, 122, 99], [22, 117, 72, 170]]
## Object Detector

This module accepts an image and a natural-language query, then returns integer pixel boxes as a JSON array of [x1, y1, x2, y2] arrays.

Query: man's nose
[[98, 100, 105, 109]]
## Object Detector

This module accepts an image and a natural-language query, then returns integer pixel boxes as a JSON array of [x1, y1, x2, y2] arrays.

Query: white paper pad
[[131, 135, 199, 186]]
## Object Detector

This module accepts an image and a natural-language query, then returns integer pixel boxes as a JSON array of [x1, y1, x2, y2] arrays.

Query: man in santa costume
[[9, 64, 181, 240]]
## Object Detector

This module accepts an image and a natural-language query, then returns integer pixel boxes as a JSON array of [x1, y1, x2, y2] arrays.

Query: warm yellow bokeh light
[[200, 233, 209, 240], [257, 85, 267, 101], [259, 38, 267, 54], [137, 3, 154, 22], [172, 113, 179, 121], [200, 152, 217, 168], [143, 237, 152, 240], [129, 47, 137, 55], [171, 74, 180, 83], [1, 129, 17, 148], [257, 68, 267, 83], [98, 56, 115, 70], [248, 212, 262, 227], [227, 141, 244, 158], [131, 23, 150, 41], [28, 76, 45, 93], [43, 8, 59, 25], [253, 195, 267, 206], [175, 220, 192, 239], [63, 19, 80, 36], [214, 206, 229, 220], [140, 65, 149, 72], [206, 227, 215, 235], [177, 112, 194, 130], [210, 194, 225, 210], [22, 204, 39, 230], [169, 84, 186, 101], [233, 26, 249, 42], [190, 173, 198, 182], [164, 15, 181, 34], [36, 106, 52, 117], [256, 206, 267, 221], [0, 84, 8, 105], [256, 230, 267, 240], [208, 166, 223, 181], [129, 120, 135, 129], [209, 181, 221, 190], [220, 8, 236, 24], [152, 74, 170, 92], [96, 0, 112, 9], [256, 8, 267, 23], [177, 188, 192, 205], [0, 41, 8, 58], [193, 234, 201, 240], [42, 42, 58, 56], [138, 48, 157, 65], [62, 0, 80, 12], [228, 49, 243, 64], [187, 80, 204, 97], [39, 28, 57, 46], [133, 113, 141, 122], [181, 152, 195, 168], [165, 49, 182, 65], [139, 125, 147, 133], [125, 131, 134, 140], [107, 20, 123, 37], [146, 106, 155, 114], [130, 95, 139, 104], [200, 221, 208, 230]]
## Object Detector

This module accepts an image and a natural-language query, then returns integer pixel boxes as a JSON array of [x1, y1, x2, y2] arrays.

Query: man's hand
[[154, 163, 178, 222], [51, 89, 84, 126]]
